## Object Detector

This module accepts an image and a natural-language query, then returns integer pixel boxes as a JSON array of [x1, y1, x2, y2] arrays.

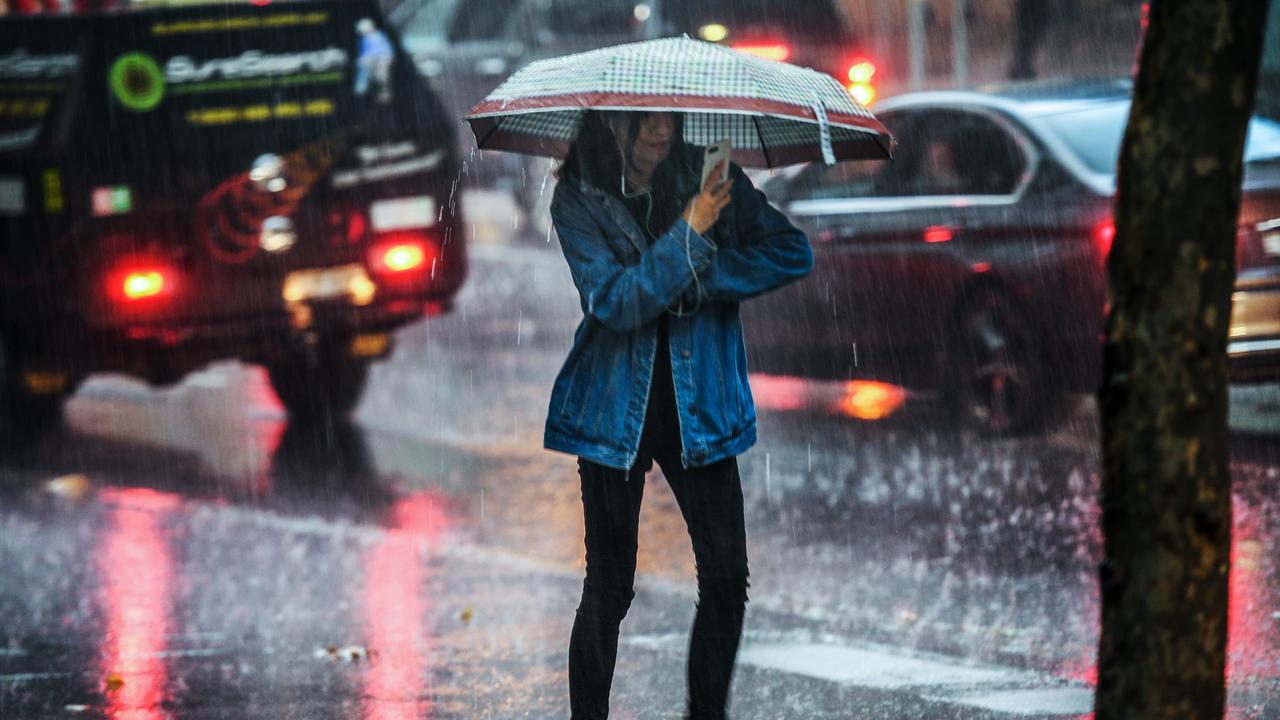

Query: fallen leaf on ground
[[314, 645, 370, 663]]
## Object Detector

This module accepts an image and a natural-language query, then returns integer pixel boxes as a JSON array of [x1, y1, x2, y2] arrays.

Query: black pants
[[569, 318, 750, 719]]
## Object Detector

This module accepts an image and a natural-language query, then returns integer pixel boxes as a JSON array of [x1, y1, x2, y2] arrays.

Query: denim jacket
[[544, 148, 814, 471]]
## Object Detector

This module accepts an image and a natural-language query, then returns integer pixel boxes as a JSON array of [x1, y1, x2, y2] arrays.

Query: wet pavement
[[2, 236, 1280, 718]]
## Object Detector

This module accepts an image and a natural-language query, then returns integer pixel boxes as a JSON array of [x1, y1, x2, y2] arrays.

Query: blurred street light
[[699, 23, 728, 42]]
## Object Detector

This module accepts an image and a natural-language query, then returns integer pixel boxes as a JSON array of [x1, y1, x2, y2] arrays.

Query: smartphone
[[700, 139, 731, 188]]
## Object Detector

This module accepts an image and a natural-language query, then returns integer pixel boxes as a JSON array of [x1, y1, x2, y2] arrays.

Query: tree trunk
[[1096, 2, 1270, 719]]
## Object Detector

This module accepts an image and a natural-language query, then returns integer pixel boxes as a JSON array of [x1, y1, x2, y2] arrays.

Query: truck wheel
[[1, 384, 66, 439], [267, 348, 370, 424], [945, 288, 1064, 436]]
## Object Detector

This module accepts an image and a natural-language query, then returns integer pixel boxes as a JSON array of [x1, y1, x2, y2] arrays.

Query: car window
[[800, 161, 884, 200], [906, 110, 1026, 196], [789, 113, 918, 200], [788, 109, 1026, 201]]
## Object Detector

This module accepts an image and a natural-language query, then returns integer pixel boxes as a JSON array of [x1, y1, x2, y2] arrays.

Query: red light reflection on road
[[364, 494, 450, 720], [748, 374, 809, 411], [1228, 504, 1278, 682], [99, 488, 179, 720], [1058, 495, 1279, 701], [1060, 651, 1098, 689]]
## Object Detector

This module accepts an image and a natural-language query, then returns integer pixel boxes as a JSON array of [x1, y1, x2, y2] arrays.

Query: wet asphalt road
[[2, 229, 1280, 718]]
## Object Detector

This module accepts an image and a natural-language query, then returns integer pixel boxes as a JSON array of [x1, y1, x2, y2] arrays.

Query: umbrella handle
[[811, 100, 836, 166]]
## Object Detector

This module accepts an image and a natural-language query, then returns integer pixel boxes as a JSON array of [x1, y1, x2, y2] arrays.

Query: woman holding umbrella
[[464, 36, 892, 719], [549, 108, 813, 719]]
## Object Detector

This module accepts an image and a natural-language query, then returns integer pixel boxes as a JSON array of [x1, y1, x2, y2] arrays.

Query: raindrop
[[765, 452, 772, 503]]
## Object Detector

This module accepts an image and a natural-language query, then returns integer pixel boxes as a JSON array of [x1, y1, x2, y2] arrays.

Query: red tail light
[[849, 83, 877, 106], [847, 58, 876, 84], [846, 57, 878, 106], [368, 234, 437, 277], [1094, 219, 1117, 258], [347, 211, 369, 244], [124, 272, 166, 299], [731, 43, 791, 62], [382, 243, 426, 273], [107, 265, 177, 303], [924, 226, 953, 244]]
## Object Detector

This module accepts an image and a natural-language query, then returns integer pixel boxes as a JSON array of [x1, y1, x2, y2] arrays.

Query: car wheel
[[267, 342, 370, 425], [946, 288, 1063, 436]]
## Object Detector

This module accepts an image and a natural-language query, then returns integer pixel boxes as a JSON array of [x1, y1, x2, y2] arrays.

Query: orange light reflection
[[837, 381, 906, 420]]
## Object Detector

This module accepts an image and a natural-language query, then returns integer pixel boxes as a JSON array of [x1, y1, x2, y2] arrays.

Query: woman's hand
[[682, 160, 733, 236]]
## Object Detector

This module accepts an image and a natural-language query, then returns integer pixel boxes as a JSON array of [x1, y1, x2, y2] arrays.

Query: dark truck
[[0, 0, 467, 433]]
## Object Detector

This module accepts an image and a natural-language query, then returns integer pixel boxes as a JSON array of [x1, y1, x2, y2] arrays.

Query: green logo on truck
[[109, 53, 166, 112]]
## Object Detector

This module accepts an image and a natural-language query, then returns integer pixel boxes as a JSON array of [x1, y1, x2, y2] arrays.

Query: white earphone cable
[[612, 126, 703, 319]]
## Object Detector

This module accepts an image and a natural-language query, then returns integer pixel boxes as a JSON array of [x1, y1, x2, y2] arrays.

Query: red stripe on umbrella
[[468, 92, 890, 138]]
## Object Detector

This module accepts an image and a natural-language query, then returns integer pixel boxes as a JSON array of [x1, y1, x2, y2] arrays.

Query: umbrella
[[465, 35, 893, 167]]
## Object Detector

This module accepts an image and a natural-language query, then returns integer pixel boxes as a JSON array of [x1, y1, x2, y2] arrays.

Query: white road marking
[[92, 486, 1098, 717], [0, 672, 75, 683], [152, 648, 227, 659], [734, 641, 1038, 689], [627, 633, 1094, 717], [928, 688, 1094, 716]]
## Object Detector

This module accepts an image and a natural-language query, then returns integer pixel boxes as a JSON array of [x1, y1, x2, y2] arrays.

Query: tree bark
[[1096, 2, 1270, 719]]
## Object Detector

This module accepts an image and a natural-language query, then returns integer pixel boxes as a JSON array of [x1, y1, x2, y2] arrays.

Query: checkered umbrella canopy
[[465, 36, 894, 167]]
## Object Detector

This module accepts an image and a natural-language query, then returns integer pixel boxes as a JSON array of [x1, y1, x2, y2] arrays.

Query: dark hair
[[557, 110, 692, 236]]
